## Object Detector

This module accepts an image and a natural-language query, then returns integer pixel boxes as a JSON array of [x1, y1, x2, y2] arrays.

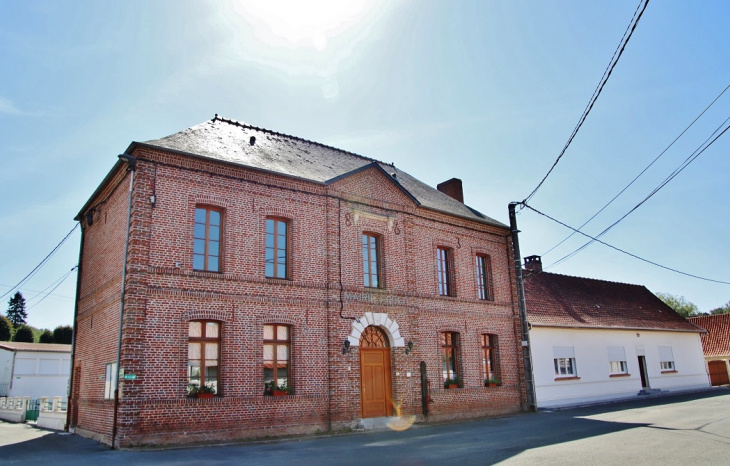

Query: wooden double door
[[708, 360, 729, 386], [359, 326, 393, 418]]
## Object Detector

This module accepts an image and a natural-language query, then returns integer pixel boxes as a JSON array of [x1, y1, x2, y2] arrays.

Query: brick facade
[[70, 119, 526, 447]]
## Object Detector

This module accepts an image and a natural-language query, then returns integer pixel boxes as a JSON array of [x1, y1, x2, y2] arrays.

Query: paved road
[[2, 390, 729, 465]]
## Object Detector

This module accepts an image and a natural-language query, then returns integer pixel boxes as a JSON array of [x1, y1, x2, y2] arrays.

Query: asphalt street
[[1, 390, 729, 465]]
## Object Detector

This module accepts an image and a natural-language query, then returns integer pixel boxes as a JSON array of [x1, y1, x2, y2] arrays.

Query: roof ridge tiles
[[523, 269, 645, 288], [211, 114, 392, 168]]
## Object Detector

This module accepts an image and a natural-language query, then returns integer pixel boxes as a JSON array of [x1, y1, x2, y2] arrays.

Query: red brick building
[[70, 115, 526, 447]]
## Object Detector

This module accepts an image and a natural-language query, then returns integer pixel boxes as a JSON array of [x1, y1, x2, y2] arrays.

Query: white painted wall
[[0, 349, 13, 396], [530, 327, 710, 408], [5, 350, 71, 399]]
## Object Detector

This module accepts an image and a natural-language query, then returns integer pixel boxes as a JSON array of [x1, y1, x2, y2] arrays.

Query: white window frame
[[104, 362, 117, 400], [660, 361, 675, 371], [554, 357, 577, 376], [553, 346, 577, 377]]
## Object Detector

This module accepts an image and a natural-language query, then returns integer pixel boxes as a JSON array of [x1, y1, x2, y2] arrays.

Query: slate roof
[[0, 342, 72, 353], [689, 314, 730, 357], [132, 115, 506, 228], [523, 271, 704, 332]]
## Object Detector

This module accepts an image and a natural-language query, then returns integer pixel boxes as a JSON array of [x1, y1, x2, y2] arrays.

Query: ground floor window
[[481, 334, 498, 382], [553, 346, 577, 377], [554, 358, 576, 376], [659, 346, 675, 371], [264, 324, 291, 394], [441, 332, 460, 385], [104, 362, 117, 400], [607, 346, 628, 375], [188, 320, 220, 395]]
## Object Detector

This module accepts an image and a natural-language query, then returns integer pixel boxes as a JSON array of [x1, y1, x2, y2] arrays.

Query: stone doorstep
[[358, 416, 402, 430], [638, 388, 664, 396]]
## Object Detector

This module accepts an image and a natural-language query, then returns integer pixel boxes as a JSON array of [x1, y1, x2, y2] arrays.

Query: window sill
[[609, 373, 631, 378], [554, 376, 580, 381], [661, 370, 678, 374], [264, 276, 292, 282], [192, 269, 223, 275]]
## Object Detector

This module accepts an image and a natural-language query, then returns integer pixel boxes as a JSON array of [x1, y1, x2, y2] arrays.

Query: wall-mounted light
[[118, 153, 137, 171], [405, 340, 414, 355], [342, 339, 351, 355]]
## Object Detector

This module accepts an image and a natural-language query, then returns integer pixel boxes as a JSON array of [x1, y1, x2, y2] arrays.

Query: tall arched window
[[263, 324, 291, 393], [482, 334, 498, 381], [441, 332, 459, 383], [188, 321, 220, 394], [265, 218, 289, 279]]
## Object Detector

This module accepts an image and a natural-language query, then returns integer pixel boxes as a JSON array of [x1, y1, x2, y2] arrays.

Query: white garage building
[[0, 342, 72, 399]]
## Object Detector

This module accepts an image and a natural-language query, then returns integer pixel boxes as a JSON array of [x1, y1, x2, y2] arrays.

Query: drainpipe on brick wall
[[65, 222, 84, 432], [508, 202, 537, 412], [111, 155, 136, 449]]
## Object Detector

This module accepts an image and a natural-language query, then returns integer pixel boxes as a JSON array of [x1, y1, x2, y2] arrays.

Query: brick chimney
[[437, 178, 464, 203], [524, 255, 542, 273]]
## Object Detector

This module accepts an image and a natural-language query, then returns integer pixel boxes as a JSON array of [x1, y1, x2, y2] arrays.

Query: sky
[[1, 0, 729, 330]]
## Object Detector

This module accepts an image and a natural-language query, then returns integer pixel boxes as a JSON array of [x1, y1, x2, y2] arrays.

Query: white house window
[[553, 346, 577, 377], [607, 346, 628, 375], [659, 346, 675, 371], [104, 362, 117, 400]]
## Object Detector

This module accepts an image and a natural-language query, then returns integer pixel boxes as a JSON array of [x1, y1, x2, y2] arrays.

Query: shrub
[[12, 325, 35, 343], [39, 329, 54, 343], [0, 316, 12, 341], [53, 325, 73, 344]]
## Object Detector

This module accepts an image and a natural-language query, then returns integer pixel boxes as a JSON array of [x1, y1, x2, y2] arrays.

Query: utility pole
[[509, 202, 537, 412]]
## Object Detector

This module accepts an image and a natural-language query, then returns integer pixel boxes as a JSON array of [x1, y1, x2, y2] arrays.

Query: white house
[[523, 256, 709, 409], [0, 342, 72, 399]]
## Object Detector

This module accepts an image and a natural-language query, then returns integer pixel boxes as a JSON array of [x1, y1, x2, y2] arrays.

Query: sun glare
[[232, 0, 376, 51]]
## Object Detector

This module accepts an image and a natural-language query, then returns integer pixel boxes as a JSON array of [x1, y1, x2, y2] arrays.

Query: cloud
[[0, 96, 22, 115]]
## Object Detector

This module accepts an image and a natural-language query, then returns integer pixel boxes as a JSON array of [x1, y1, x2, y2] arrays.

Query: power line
[[523, 0, 650, 205], [0, 223, 80, 300], [546, 116, 730, 269], [27, 266, 78, 310], [542, 82, 730, 257], [25, 266, 78, 303], [523, 203, 730, 285]]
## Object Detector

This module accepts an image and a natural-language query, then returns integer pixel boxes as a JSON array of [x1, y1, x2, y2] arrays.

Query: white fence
[[0, 396, 67, 429], [37, 396, 67, 430], [0, 396, 31, 423]]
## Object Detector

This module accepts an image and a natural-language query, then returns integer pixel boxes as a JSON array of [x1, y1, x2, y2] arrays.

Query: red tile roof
[[524, 271, 704, 333], [688, 314, 730, 357], [0, 342, 72, 353]]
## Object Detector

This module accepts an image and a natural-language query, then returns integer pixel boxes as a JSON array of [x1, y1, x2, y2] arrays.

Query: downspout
[[111, 155, 136, 449], [65, 222, 84, 431], [508, 202, 537, 412]]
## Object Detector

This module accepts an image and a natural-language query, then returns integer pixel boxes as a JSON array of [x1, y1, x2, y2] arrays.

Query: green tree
[[12, 324, 35, 343], [53, 325, 73, 344], [656, 292, 699, 318], [39, 329, 54, 343], [710, 300, 730, 315], [6, 291, 27, 327], [0, 315, 12, 341]]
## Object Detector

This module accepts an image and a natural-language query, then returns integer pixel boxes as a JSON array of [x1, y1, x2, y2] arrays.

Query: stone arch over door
[[346, 312, 405, 348]]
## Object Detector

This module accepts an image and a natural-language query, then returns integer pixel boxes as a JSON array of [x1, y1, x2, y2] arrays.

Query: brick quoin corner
[[69, 117, 527, 447]]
